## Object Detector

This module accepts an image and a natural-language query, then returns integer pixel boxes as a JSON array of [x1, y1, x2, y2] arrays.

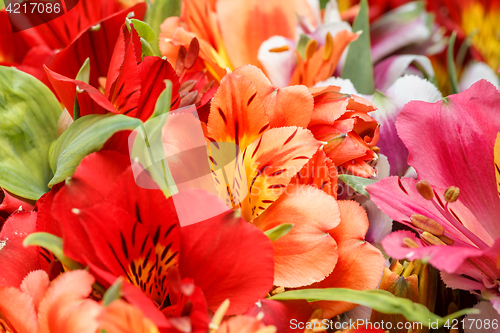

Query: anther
[[71, 208, 80, 215], [437, 234, 454, 245], [444, 186, 460, 203], [420, 232, 447, 246], [410, 214, 444, 236], [416, 180, 434, 200], [403, 238, 420, 248]]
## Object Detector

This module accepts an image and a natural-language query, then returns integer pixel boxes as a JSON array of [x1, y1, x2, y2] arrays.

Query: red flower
[[46, 23, 180, 122], [36, 151, 274, 330]]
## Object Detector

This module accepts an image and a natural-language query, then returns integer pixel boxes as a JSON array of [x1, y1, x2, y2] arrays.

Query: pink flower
[[366, 80, 500, 312]]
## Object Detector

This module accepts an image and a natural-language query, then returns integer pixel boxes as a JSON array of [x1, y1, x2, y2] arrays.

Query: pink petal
[[381, 230, 483, 274], [367, 177, 494, 247], [396, 80, 500, 238]]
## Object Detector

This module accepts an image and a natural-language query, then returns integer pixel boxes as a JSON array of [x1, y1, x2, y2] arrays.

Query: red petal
[[136, 56, 181, 121], [46, 4, 146, 89], [179, 212, 274, 315], [0, 212, 41, 288], [45, 66, 117, 117]]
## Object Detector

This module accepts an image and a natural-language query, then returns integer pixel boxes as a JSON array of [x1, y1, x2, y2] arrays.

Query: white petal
[[385, 74, 442, 111], [459, 62, 500, 92], [257, 36, 296, 88], [314, 76, 359, 95]]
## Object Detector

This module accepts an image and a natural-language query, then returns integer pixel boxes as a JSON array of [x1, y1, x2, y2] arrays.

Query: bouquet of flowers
[[0, 0, 499, 332]]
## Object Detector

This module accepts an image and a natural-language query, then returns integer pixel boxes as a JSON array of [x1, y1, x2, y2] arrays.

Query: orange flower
[[0, 270, 101, 333], [200, 65, 384, 292], [159, 0, 357, 87]]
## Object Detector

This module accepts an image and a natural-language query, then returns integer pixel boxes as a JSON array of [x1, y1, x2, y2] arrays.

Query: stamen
[[403, 238, 420, 248], [208, 299, 230, 333], [410, 214, 444, 236], [371, 146, 381, 154], [269, 45, 290, 53], [416, 180, 434, 200], [430, 199, 489, 249], [71, 208, 80, 215], [438, 234, 454, 245], [420, 232, 447, 246], [444, 186, 460, 202]]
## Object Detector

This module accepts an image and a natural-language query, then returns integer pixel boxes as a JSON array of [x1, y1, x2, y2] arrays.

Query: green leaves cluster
[[271, 288, 478, 328]]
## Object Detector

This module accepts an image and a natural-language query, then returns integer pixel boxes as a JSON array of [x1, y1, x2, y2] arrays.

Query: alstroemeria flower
[[45, 23, 180, 122], [193, 65, 384, 312], [36, 151, 275, 330], [159, 0, 317, 82], [308, 85, 380, 177], [0, 0, 145, 80], [0, 269, 101, 333], [366, 80, 500, 312]]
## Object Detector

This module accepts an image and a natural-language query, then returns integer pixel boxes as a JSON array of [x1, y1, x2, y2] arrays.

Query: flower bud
[[416, 180, 434, 200]]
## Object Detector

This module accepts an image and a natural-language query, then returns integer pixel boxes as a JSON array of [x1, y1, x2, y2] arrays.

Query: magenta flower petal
[[396, 80, 500, 238]]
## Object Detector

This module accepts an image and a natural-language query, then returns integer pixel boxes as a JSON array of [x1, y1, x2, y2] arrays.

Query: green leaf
[[447, 30, 459, 95], [145, 0, 181, 55], [296, 34, 313, 60], [130, 82, 174, 197], [151, 80, 173, 119], [264, 224, 294, 241], [341, 0, 374, 95], [48, 114, 142, 186], [23, 232, 83, 270], [140, 38, 156, 57], [130, 19, 156, 44], [75, 58, 90, 84], [319, 0, 329, 10], [338, 174, 377, 197], [270, 288, 479, 328], [102, 277, 124, 306], [0, 66, 61, 200]]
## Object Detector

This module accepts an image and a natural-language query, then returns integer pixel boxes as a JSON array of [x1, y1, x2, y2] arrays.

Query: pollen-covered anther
[[403, 237, 419, 248], [437, 234, 454, 245], [371, 146, 381, 154], [420, 231, 447, 246], [71, 208, 80, 215], [444, 186, 460, 203], [416, 180, 434, 200], [410, 214, 444, 236], [271, 286, 285, 295]]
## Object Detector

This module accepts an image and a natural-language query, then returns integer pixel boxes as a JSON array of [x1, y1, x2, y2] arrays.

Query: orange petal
[[291, 150, 338, 198], [159, 17, 182, 63], [207, 71, 269, 151], [216, 0, 316, 68], [254, 184, 340, 287], [308, 87, 351, 126], [98, 299, 160, 333], [38, 270, 100, 333], [0, 287, 38, 333], [233, 65, 314, 128], [240, 127, 321, 221], [217, 315, 267, 333], [309, 200, 385, 318], [20, 270, 50, 313]]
